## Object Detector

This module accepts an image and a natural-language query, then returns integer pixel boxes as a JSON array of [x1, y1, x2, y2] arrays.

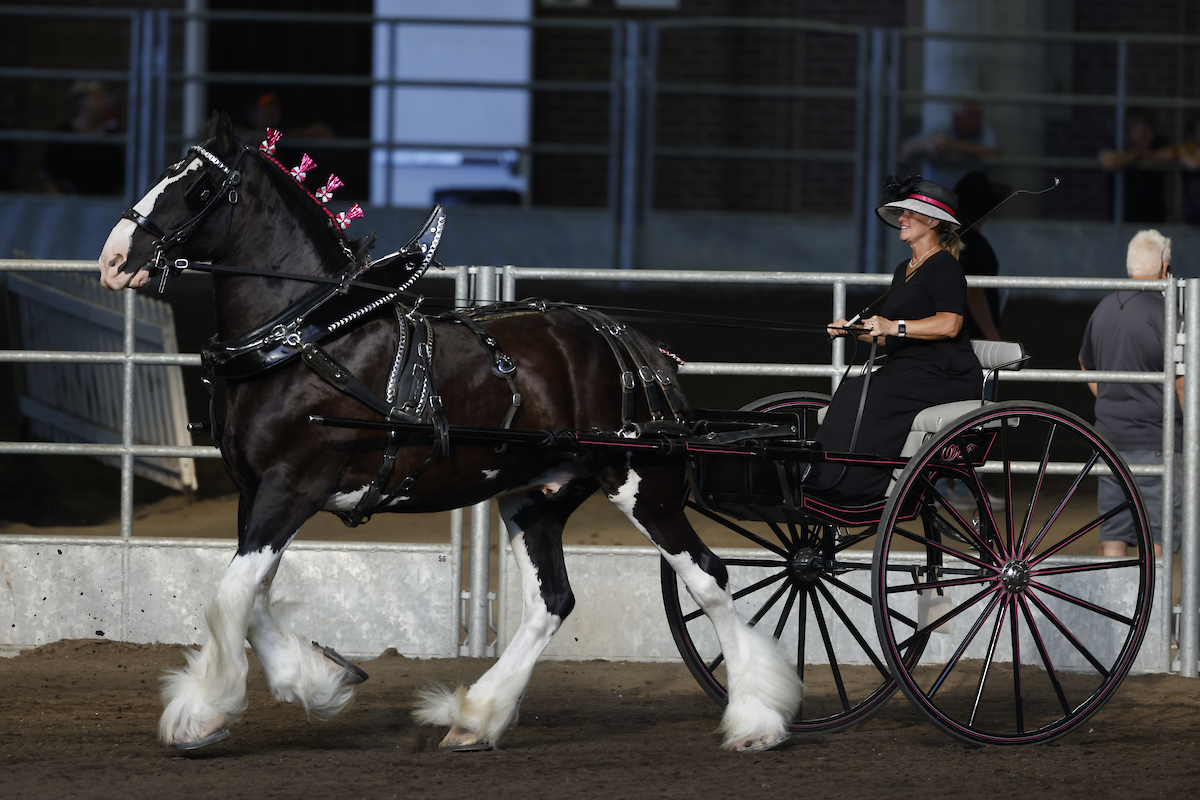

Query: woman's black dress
[[807, 250, 983, 505]]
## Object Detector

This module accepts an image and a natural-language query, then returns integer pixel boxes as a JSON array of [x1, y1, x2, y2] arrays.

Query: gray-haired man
[[1079, 229, 1183, 557]]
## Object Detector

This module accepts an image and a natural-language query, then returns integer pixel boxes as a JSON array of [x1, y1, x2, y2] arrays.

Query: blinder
[[184, 170, 219, 215]]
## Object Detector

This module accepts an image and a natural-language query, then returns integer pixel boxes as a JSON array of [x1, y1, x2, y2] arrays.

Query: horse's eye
[[200, 189, 211, 202]]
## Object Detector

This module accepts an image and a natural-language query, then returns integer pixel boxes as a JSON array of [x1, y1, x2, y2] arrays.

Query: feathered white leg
[[246, 569, 365, 719], [610, 468, 802, 751], [159, 549, 279, 747], [414, 489, 570, 750]]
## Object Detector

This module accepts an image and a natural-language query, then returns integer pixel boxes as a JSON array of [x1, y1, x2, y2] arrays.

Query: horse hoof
[[439, 726, 494, 752], [313, 641, 369, 685], [729, 733, 789, 753], [173, 728, 231, 751]]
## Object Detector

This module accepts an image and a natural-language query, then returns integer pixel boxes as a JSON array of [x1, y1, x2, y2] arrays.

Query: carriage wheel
[[662, 391, 903, 733], [872, 401, 1154, 746]]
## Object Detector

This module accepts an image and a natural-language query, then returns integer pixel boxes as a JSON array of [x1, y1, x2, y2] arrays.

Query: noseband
[[121, 142, 248, 290]]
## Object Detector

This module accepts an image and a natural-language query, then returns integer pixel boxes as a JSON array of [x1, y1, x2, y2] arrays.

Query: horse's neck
[[213, 167, 347, 340]]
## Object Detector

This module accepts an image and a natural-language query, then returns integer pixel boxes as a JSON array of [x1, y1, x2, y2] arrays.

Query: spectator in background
[[952, 171, 1006, 341], [1098, 108, 1171, 223], [1079, 229, 1182, 558], [899, 101, 1000, 190], [39, 81, 124, 196], [1164, 116, 1200, 224]]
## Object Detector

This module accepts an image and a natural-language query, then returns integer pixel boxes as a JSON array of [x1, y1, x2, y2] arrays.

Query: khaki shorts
[[1098, 449, 1182, 553]]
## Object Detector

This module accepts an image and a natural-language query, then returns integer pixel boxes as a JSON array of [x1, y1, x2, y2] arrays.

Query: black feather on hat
[[876, 174, 961, 230], [881, 174, 923, 205]]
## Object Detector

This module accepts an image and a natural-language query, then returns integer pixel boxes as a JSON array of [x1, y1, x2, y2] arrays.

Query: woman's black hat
[[876, 174, 961, 230]]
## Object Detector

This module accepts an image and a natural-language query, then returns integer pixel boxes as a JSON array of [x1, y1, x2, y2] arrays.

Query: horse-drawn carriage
[[98, 113, 1154, 752]]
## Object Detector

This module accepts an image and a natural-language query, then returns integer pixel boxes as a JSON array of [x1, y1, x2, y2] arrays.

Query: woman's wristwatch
[[897, 320, 907, 338]]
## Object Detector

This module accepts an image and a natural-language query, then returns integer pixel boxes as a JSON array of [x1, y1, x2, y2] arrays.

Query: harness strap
[[333, 308, 446, 527], [620, 328, 688, 422], [121, 208, 167, 239], [300, 342, 417, 422], [445, 310, 523, 438], [565, 306, 663, 428]]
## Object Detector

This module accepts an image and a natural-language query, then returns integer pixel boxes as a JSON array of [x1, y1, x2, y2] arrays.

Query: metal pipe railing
[[1181, 281, 1200, 676], [1, 260, 1192, 671]]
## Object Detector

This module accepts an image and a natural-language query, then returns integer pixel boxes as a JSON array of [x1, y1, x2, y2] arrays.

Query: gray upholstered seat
[[814, 340, 1028, 494]]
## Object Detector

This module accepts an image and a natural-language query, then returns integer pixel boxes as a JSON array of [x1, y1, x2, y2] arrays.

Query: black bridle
[[121, 142, 249, 291]]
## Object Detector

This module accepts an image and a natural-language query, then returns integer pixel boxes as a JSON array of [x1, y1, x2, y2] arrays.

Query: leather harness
[[123, 142, 685, 526]]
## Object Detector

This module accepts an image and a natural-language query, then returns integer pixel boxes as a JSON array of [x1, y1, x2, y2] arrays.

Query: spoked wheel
[[872, 401, 1154, 745], [662, 391, 902, 733]]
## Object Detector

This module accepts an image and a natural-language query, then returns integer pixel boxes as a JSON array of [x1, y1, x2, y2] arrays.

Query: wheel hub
[[790, 547, 825, 582], [1000, 560, 1030, 592]]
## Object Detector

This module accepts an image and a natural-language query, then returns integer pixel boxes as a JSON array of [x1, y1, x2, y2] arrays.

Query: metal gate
[[6, 269, 195, 491]]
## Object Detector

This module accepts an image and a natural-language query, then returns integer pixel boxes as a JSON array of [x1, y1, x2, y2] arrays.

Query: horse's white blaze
[[482, 469, 500, 480], [413, 494, 563, 747], [135, 157, 205, 215], [98, 157, 204, 291], [611, 467, 801, 750]]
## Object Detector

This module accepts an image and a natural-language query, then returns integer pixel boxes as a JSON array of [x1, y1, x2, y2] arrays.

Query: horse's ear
[[204, 110, 236, 155], [353, 232, 378, 262]]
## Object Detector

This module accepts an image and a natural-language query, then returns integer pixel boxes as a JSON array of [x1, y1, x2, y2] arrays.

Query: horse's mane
[[246, 143, 362, 272]]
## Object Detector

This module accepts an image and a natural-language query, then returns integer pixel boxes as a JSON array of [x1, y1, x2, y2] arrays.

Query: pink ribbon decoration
[[259, 128, 282, 155], [335, 203, 365, 230], [314, 174, 344, 204], [658, 346, 685, 366], [289, 153, 317, 182]]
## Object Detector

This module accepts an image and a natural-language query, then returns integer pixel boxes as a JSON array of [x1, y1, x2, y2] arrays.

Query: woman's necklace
[[907, 244, 941, 273]]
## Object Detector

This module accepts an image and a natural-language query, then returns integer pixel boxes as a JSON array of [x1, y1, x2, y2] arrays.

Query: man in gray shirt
[[1079, 229, 1183, 557]]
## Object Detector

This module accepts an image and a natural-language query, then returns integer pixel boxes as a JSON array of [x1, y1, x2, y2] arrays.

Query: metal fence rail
[[0, 259, 1194, 674]]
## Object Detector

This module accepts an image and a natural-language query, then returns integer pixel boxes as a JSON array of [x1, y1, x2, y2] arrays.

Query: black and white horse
[[97, 112, 800, 752]]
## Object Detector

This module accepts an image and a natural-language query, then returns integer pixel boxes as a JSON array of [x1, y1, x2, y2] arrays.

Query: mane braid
[[250, 147, 358, 272]]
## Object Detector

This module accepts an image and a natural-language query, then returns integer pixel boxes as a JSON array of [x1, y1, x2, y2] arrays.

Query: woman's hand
[[860, 315, 896, 341], [861, 312, 963, 342], [827, 317, 851, 337]]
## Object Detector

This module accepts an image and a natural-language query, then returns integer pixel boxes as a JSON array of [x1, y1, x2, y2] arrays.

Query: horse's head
[[99, 110, 244, 290]]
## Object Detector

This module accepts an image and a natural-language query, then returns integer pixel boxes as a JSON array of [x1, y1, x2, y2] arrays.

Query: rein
[[164, 257, 443, 296]]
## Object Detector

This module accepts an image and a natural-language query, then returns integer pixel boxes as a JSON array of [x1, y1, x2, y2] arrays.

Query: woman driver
[[807, 176, 983, 505]]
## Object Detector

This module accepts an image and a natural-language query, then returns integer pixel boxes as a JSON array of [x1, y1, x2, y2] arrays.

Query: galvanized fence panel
[[0, 260, 463, 659], [0, 260, 1193, 675], [6, 269, 195, 491]]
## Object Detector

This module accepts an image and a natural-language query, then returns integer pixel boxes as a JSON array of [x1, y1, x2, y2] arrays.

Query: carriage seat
[[817, 339, 1027, 459]]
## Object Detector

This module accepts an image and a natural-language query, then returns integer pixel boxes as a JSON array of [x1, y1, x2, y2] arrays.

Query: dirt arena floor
[[2, 639, 1199, 800]]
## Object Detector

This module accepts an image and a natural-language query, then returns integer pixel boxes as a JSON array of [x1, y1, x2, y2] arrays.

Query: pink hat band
[[907, 192, 956, 216]]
